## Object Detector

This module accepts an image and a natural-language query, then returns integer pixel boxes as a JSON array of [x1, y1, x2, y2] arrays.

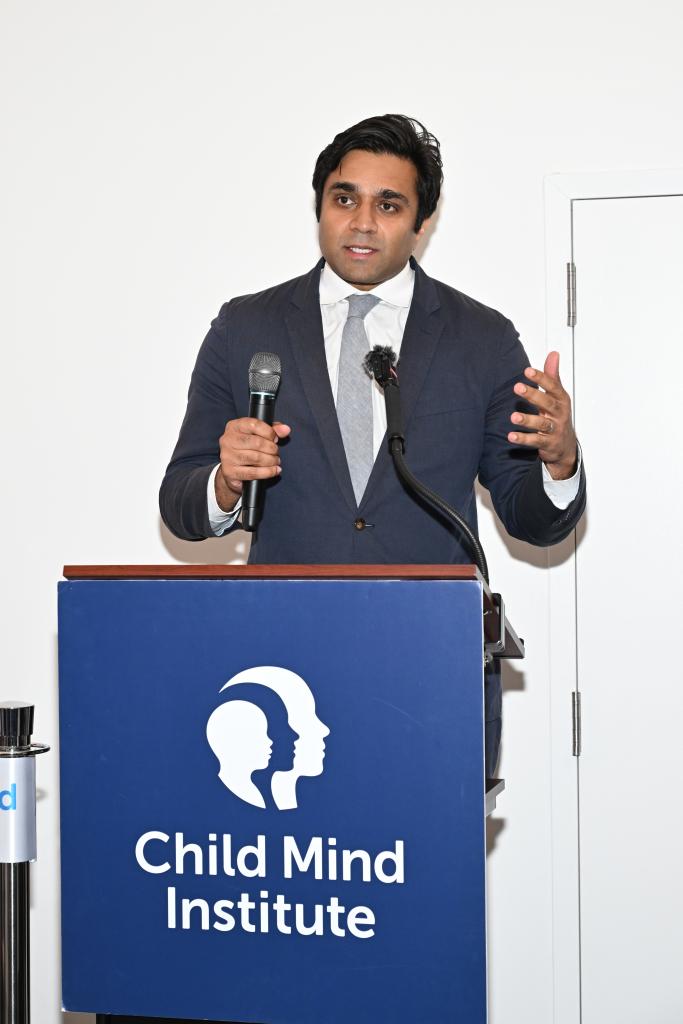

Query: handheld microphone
[[243, 352, 282, 533]]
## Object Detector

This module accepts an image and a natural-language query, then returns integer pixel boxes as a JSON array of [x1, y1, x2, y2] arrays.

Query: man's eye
[[379, 202, 397, 213], [336, 195, 354, 207]]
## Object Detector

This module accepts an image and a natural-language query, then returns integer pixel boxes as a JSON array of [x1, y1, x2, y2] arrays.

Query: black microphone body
[[243, 392, 276, 532], [243, 352, 282, 533]]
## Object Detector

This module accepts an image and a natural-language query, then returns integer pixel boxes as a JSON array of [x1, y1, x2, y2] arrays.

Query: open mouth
[[345, 246, 377, 258]]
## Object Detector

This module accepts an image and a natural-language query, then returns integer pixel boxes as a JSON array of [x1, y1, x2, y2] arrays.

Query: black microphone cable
[[364, 345, 489, 585]]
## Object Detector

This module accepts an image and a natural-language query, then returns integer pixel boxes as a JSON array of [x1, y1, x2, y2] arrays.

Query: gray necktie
[[336, 293, 380, 504]]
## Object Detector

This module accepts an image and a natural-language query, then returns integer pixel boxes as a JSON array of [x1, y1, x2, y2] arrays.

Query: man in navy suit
[[160, 114, 585, 771]]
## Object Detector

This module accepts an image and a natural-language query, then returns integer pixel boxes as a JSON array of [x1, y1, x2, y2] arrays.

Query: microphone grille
[[248, 351, 282, 395], [363, 344, 397, 385]]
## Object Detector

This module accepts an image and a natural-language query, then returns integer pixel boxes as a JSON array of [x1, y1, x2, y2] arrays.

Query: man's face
[[318, 149, 429, 290]]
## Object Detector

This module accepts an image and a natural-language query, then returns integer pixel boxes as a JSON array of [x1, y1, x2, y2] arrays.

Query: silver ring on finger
[[544, 419, 555, 434]]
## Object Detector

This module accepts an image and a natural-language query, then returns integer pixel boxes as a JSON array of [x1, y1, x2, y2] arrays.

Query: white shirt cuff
[[541, 443, 582, 510], [207, 464, 242, 535]]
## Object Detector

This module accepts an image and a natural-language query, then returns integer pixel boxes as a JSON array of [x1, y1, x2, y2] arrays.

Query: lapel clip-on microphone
[[363, 345, 490, 585], [243, 351, 282, 533]]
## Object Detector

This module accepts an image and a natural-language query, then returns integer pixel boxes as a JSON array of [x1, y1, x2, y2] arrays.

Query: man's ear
[[415, 216, 431, 242]]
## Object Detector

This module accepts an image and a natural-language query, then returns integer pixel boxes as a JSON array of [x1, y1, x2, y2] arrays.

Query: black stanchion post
[[0, 703, 49, 1024]]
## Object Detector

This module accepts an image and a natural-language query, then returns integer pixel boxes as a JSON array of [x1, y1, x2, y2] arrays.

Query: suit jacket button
[[354, 518, 366, 531]]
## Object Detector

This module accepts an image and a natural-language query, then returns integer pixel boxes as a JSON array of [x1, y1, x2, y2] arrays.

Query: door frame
[[544, 168, 683, 1024]]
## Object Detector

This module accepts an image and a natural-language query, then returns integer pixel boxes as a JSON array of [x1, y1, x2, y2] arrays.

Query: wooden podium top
[[62, 564, 483, 581], [62, 565, 525, 658]]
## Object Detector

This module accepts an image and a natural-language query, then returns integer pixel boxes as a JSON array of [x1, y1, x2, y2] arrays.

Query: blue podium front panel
[[58, 578, 486, 1023]]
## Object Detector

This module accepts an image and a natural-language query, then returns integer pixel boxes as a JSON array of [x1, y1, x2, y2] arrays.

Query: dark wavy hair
[[312, 114, 443, 233]]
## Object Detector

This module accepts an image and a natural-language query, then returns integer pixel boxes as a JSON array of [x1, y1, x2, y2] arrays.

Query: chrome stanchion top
[[0, 702, 49, 1024], [0, 704, 49, 758]]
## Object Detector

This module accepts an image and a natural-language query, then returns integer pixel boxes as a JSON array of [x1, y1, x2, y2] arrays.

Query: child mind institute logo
[[206, 666, 330, 811]]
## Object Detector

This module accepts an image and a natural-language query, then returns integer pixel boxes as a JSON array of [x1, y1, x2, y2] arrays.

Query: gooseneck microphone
[[243, 352, 282, 533], [363, 345, 490, 584]]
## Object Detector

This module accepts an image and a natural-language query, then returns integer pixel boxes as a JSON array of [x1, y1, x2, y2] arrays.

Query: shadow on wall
[[159, 519, 250, 565], [157, 472, 587, 570], [476, 480, 587, 571], [502, 659, 525, 696], [551, 507, 587, 567], [486, 815, 505, 855], [413, 193, 441, 264]]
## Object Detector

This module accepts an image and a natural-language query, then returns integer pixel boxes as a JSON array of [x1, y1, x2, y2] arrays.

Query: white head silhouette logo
[[206, 666, 330, 811], [206, 700, 273, 809]]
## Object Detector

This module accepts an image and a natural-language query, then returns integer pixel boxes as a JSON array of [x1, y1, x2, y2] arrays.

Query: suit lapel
[[360, 262, 445, 508], [286, 262, 358, 512], [395, 260, 444, 426]]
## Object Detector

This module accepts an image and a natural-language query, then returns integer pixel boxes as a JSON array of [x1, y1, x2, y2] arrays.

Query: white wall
[[2, 1, 682, 1021]]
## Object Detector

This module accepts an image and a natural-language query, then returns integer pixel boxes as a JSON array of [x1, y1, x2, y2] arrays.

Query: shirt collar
[[319, 260, 415, 308]]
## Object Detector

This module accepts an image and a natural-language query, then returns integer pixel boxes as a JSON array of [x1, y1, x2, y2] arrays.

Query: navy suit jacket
[[160, 259, 585, 564]]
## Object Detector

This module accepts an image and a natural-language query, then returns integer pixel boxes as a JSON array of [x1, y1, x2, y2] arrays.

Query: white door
[[556, 190, 683, 1023]]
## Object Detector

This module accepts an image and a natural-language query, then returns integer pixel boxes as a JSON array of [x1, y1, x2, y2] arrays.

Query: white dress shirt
[[208, 262, 581, 533]]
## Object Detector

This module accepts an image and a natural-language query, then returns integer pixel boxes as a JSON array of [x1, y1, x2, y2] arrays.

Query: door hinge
[[567, 261, 577, 327], [572, 690, 581, 756]]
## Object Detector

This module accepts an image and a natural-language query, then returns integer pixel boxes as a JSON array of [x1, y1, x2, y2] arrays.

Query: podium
[[58, 565, 523, 1024]]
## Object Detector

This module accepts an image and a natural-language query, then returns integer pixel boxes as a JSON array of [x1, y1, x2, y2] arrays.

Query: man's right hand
[[215, 418, 291, 512]]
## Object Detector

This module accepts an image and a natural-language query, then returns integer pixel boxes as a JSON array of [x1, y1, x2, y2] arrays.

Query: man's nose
[[349, 200, 377, 234]]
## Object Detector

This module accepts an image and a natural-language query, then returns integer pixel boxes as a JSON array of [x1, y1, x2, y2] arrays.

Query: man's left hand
[[507, 351, 578, 480]]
